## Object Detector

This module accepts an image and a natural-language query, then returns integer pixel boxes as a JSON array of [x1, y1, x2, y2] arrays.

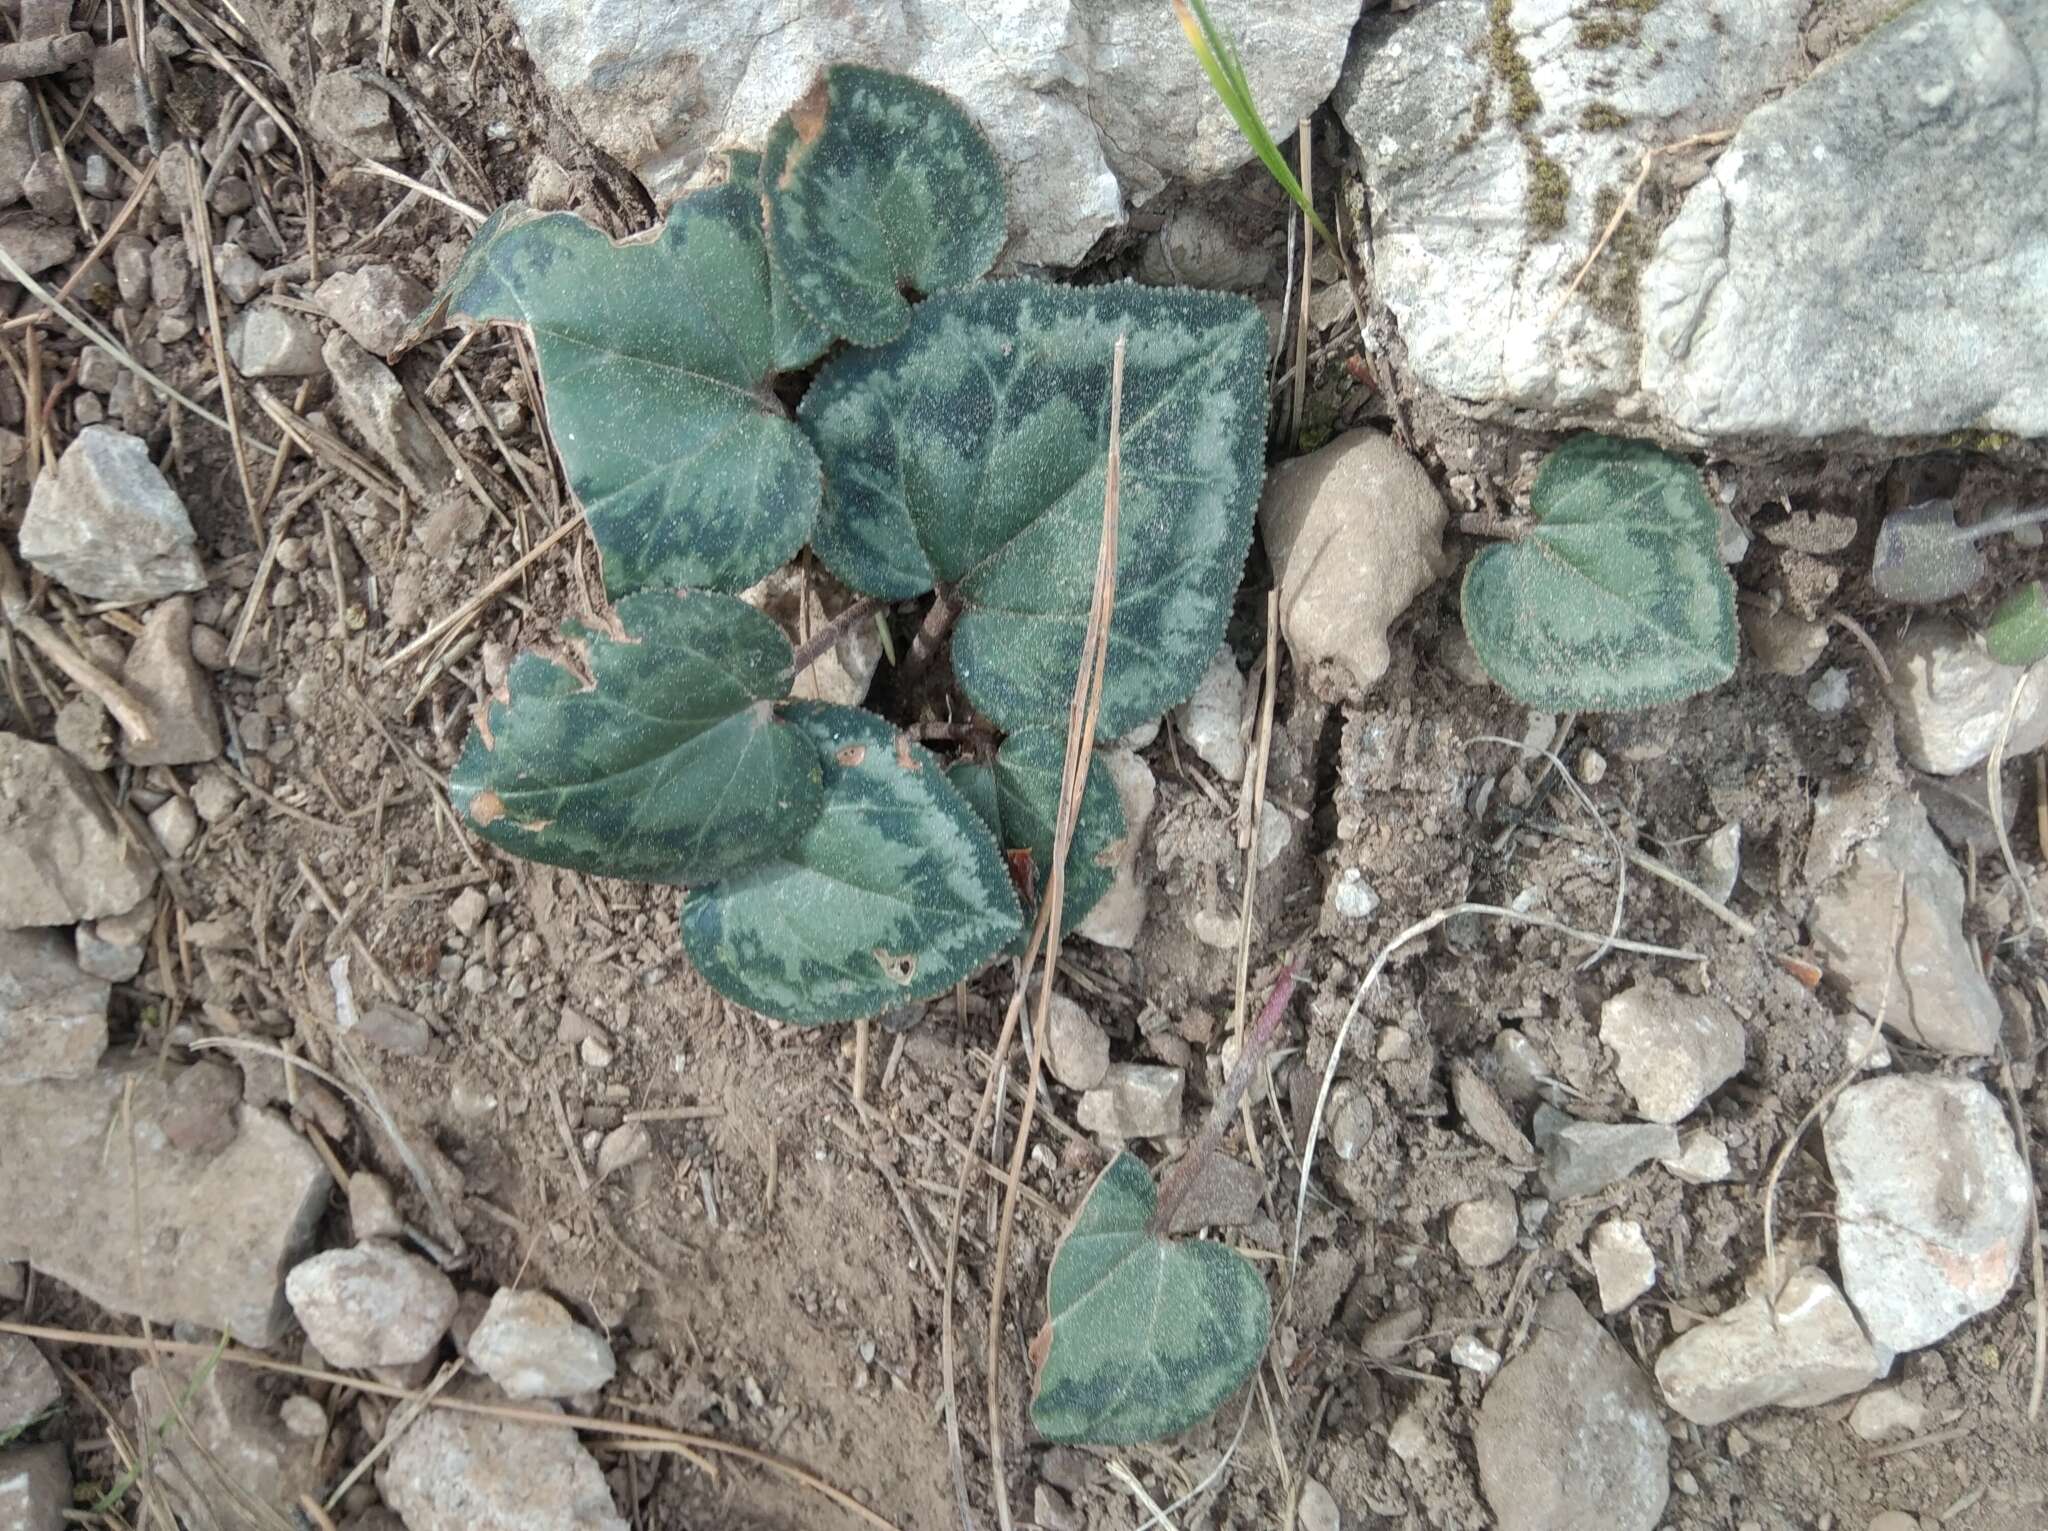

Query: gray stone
[[314, 264, 432, 357], [1639, 0, 2047, 437], [76, 896, 154, 983], [1588, 1218, 1656, 1314], [285, 1241, 458, 1368], [0, 928, 108, 1084], [1695, 822, 1742, 905], [1158, 1153, 1264, 1235], [1848, 1384, 1929, 1442], [0, 1058, 330, 1346], [1659, 1129, 1734, 1185], [1074, 749, 1155, 949], [0, 733, 156, 928], [1297, 1477, 1340, 1531], [0, 1334, 59, 1435], [0, 214, 73, 275], [1174, 646, 1248, 783], [1137, 201, 1277, 293], [498, 0, 1357, 269], [1336, 0, 1803, 417], [0, 1262, 21, 1302], [1808, 791, 2003, 1055], [1654, 1266, 1880, 1425], [1474, 1290, 1668, 1531], [147, 795, 199, 859], [1744, 608, 1830, 677], [467, 1288, 618, 1400], [1045, 994, 1109, 1092], [159, 1060, 241, 1155], [349, 1002, 433, 1057], [379, 1390, 627, 1531], [1824, 1075, 2029, 1353], [1259, 431, 1449, 704], [150, 237, 191, 313], [189, 767, 243, 824], [0, 83, 32, 205], [447, 887, 488, 937], [130, 1356, 319, 1528], [51, 696, 112, 772], [1451, 1063, 1536, 1165], [348, 1172, 403, 1240], [1449, 1190, 1518, 1268], [308, 71, 399, 158], [323, 333, 451, 502], [18, 426, 206, 602], [0, 1444, 68, 1531], [1882, 619, 2048, 776], [225, 304, 326, 378], [215, 242, 267, 306], [1075, 1063, 1183, 1140], [119, 596, 222, 766], [1598, 981, 1746, 1123], [1535, 1107, 1679, 1200]]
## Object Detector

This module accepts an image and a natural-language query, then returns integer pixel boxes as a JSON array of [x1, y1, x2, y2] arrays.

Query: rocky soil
[[2, 1, 2045, 1529]]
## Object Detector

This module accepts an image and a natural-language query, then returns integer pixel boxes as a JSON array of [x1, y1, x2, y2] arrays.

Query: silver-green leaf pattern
[[761, 64, 1006, 347], [723, 149, 834, 371], [946, 728, 1126, 945], [802, 280, 1268, 737], [679, 703, 1022, 1025], [1031, 1153, 1271, 1445], [1461, 434, 1737, 710], [408, 192, 820, 596], [449, 592, 824, 885]]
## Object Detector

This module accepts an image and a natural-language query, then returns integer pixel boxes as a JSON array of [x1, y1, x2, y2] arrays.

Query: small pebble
[[1448, 1191, 1517, 1268], [279, 1394, 326, 1439], [580, 1035, 613, 1070]]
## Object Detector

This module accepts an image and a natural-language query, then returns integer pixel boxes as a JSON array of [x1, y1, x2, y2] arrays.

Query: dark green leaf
[[803, 279, 1268, 736], [723, 149, 833, 371], [947, 728, 1126, 944], [449, 592, 824, 884], [761, 65, 1006, 347], [408, 193, 820, 596], [1030, 1153, 1270, 1444], [1987, 582, 2048, 667], [1462, 434, 1737, 710], [680, 703, 1022, 1024]]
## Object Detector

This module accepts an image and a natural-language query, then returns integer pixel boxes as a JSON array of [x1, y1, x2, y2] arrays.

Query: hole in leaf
[[873, 948, 917, 985]]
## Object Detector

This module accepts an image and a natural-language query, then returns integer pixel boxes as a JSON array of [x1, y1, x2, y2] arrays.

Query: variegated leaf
[[449, 592, 824, 884], [407, 191, 821, 596], [802, 279, 1268, 737], [946, 727, 1126, 945], [1031, 1153, 1270, 1445], [1462, 434, 1737, 710], [723, 149, 833, 371], [761, 65, 1005, 347], [679, 703, 1022, 1024]]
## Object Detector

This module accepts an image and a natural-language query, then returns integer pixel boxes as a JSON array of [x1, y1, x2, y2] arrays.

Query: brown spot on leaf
[[1028, 1320, 1054, 1373], [472, 699, 497, 751], [516, 818, 552, 833], [874, 948, 917, 986], [836, 744, 867, 767], [1004, 848, 1037, 907], [778, 79, 830, 188], [470, 790, 505, 826], [1092, 836, 1126, 870], [894, 733, 921, 772]]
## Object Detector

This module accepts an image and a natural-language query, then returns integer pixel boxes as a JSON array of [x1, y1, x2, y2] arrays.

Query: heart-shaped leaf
[[1987, 582, 2048, 667], [761, 64, 1006, 347], [947, 728, 1126, 943], [450, 592, 824, 884], [680, 702, 1022, 1024], [1462, 434, 1737, 710], [1030, 1152, 1270, 1445], [802, 280, 1268, 737], [408, 191, 821, 596], [723, 149, 833, 371]]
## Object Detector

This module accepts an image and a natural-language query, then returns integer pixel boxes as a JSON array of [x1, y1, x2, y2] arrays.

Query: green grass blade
[[1174, 0, 1333, 243]]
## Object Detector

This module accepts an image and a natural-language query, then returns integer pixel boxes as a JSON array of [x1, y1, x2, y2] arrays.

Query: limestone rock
[[1075, 1063, 1182, 1140], [1045, 994, 1109, 1092], [1074, 749, 1155, 949], [1474, 1290, 1668, 1531], [1336, 0, 1803, 417], [348, 1172, 403, 1241], [286, 1241, 458, 1368], [1175, 646, 1248, 783], [148, 795, 199, 859], [1598, 982, 1745, 1123], [0, 928, 108, 1084], [1807, 791, 2003, 1055], [1824, 1075, 2029, 1353], [1259, 431, 1449, 703], [0, 1334, 59, 1435], [1588, 1218, 1656, 1314], [0, 82, 32, 204], [18, 426, 206, 602], [497, 0, 1358, 269], [466, 1289, 618, 1400], [323, 332, 451, 502], [1659, 1129, 1734, 1185], [1654, 1266, 1880, 1425], [130, 1357, 319, 1526], [1848, 1385, 1930, 1442], [120, 596, 222, 766], [1451, 1062, 1536, 1165], [1157, 1154, 1264, 1235], [75, 897, 153, 983], [1449, 1190, 1518, 1269], [0, 733, 156, 928], [226, 303, 326, 378], [308, 71, 400, 158], [1638, 0, 2048, 437], [315, 263, 433, 357], [0, 1058, 329, 1346], [1881, 619, 2048, 776], [0, 1444, 69, 1531], [379, 1391, 627, 1531], [1535, 1107, 1679, 1200]]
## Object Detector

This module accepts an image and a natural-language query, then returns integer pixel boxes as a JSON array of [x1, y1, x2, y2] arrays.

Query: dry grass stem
[[1226, 589, 1283, 1170], [1552, 130, 1733, 318]]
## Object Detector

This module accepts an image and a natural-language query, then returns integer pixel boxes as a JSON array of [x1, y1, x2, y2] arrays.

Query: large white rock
[[1881, 618, 2048, 776], [1598, 982, 1745, 1123], [1654, 1266, 1880, 1425], [466, 1288, 618, 1401], [380, 1391, 627, 1531], [1824, 1075, 2030, 1354], [286, 1242, 458, 1368], [1639, 0, 2048, 437], [498, 0, 1363, 268], [0, 928, 108, 1085], [18, 426, 206, 602]]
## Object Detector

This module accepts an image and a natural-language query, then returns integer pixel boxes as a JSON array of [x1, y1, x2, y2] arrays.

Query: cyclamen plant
[[409, 66, 1268, 1028]]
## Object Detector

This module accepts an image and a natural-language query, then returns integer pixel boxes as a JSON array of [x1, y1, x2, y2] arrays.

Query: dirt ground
[[5, 2, 2048, 1529]]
